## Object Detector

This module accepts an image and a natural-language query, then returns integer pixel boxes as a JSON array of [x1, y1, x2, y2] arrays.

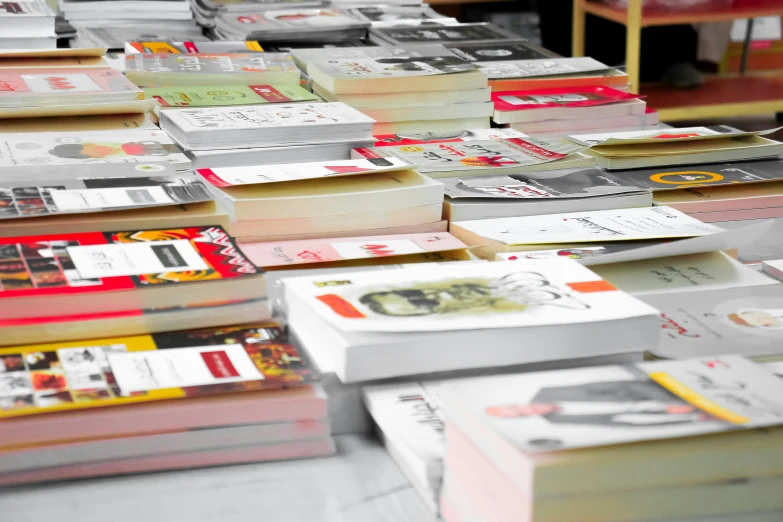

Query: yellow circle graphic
[[649, 171, 724, 185]]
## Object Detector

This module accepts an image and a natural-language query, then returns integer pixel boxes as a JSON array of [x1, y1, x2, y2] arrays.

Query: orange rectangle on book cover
[[567, 280, 617, 293]]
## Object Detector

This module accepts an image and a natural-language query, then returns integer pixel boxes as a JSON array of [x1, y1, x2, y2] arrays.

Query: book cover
[[0, 225, 258, 298], [0, 0, 54, 19], [475, 57, 611, 80], [308, 55, 476, 80], [292, 44, 452, 67], [611, 158, 783, 191], [353, 137, 583, 172], [448, 42, 557, 63], [0, 171, 213, 219], [75, 27, 209, 49], [0, 323, 316, 418], [164, 102, 374, 131], [373, 128, 526, 147], [567, 125, 748, 146], [219, 8, 369, 34], [442, 168, 647, 200], [642, 285, 783, 359], [440, 355, 783, 452], [284, 258, 658, 332], [125, 41, 264, 54], [145, 83, 318, 107], [0, 130, 189, 168], [0, 69, 141, 103], [242, 232, 466, 267], [198, 157, 412, 186], [371, 23, 521, 44], [454, 207, 722, 246], [126, 53, 297, 75], [491, 86, 640, 113], [350, 5, 454, 26]]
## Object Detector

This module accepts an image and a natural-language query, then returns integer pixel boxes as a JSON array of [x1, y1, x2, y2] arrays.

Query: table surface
[[0, 434, 435, 522]]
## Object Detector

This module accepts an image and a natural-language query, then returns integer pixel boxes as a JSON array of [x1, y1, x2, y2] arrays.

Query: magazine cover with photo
[[444, 356, 783, 452], [292, 260, 657, 332], [0, 323, 317, 417]]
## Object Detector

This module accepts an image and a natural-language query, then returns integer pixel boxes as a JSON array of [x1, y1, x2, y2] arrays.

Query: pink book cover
[[0, 438, 336, 486], [492, 86, 640, 112], [0, 69, 142, 98], [240, 232, 467, 267]]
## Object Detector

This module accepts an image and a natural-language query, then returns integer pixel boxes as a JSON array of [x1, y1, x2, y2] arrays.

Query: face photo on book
[[350, 271, 591, 318]]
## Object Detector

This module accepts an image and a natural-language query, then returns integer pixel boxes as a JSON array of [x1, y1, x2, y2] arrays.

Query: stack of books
[[437, 356, 783, 522], [58, 0, 195, 25], [72, 24, 207, 51], [0, 0, 56, 50], [190, 0, 322, 31], [160, 102, 376, 168], [346, 5, 457, 28], [0, 323, 333, 485], [193, 155, 446, 242]]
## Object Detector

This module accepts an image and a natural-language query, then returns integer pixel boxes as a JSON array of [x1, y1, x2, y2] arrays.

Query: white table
[[0, 434, 435, 522]]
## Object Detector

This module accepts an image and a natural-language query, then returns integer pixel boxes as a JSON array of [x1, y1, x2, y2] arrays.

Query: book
[[190, 139, 377, 169], [0, 130, 191, 173], [0, 112, 159, 133], [307, 57, 485, 95], [352, 137, 590, 178], [0, 69, 143, 107], [361, 101, 495, 124], [763, 259, 783, 281], [488, 67, 629, 92], [437, 356, 783, 522], [510, 109, 659, 135], [612, 158, 783, 191], [491, 86, 644, 124], [590, 251, 777, 296], [198, 157, 413, 186], [0, 322, 315, 419], [125, 41, 264, 54], [441, 168, 652, 221], [368, 23, 523, 46], [125, 53, 301, 87], [0, 225, 263, 321], [642, 286, 783, 359], [0, 47, 105, 59], [348, 5, 456, 27], [214, 8, 370, 42], [240, 232, 467, 268], [73, 25, 208, 50], [145, 83, 319, 108], [449, 206, 724, 258], [212, 168, 443, 222], [495, 220, 773, 268], [0, 0, 56, 38], [291, 43, 453, 71], [0, 169, 213, 220], [448, 41, 558, 63], [314, 83, 491, 109], [160, 102, 375, 151], [567, 125, 772, 146], [0, 201, 229, 237], [284, 259, 660, 382], [373, 127, 526, 146], [0, 298, 271, 347], [371, 117, 492, 135]]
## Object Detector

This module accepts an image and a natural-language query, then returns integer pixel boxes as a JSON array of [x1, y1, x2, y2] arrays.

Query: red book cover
[[0, 225, 260, 300], [492, 86, 640, 112]]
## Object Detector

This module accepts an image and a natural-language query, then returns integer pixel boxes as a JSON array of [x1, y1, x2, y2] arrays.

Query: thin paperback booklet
[[369, 23, 522, 45], [453, 206, 723, 246], [0, 130, 190, 170], [491, 86, 641, 113], [448, 42, 558, 63], [348, 5, 455, 27], [0, 171, 213, 219], [566, 125, 762, 146], [216, 8, 370, 38], [0, 323, 316, 417], [473, 57, 611, 80], [197, 157, 412, 186], [145, 84, 318, 108], [308, 55, 478, 81], [241, 232, 466, 267], [0, 69, 142, 106], [440, 355, 783, 452], [284, 259, 658, 333], [441, 168, 649, 199], [291, 44, 454, 70], [125, 41, 265, 54], [353, 137, 584, 173]]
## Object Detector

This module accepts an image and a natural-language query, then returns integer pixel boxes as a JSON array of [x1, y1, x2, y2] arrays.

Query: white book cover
[[477, 57, 610, 80], [284, 258, 659, 332], [641, 284, 783, 359], [373, 127, 526, 146], [566, 125, 771, 147], [0, 130, 189, 168], [163, 102, 374, 131], [440, 355, 783, 452], [591, 252, 778, 295], [454, 207, 723, 246], [309, 56, 477, 80], [197, 157, 413, 186]]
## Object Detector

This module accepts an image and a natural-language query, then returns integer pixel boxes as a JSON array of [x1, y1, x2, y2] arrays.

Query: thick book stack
[[303, 48, 491, 134], [0, 323, 334, 485], [193, 155, 447, 242], [0, 0, 56, 50]]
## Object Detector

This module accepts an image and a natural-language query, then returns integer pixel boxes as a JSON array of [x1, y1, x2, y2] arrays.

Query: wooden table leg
[[626, 0, 643, 94], [572, 0, 586, 57]]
